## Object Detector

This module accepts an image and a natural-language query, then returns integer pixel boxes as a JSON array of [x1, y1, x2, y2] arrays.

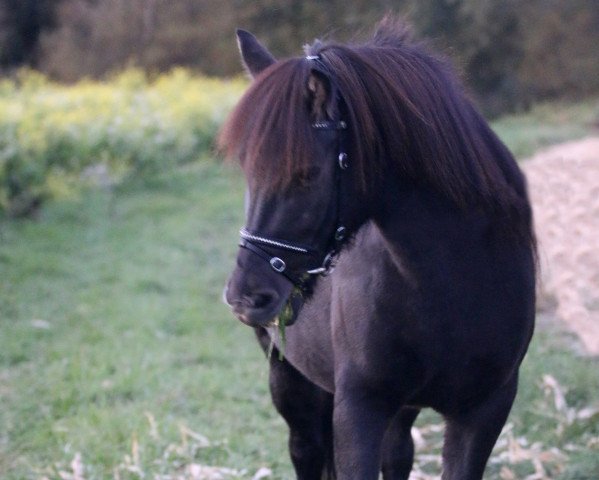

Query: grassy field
[[1, 95, 599, 479], [491, 99, 599, 158]]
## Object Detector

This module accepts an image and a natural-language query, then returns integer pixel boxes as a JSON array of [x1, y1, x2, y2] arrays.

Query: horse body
[[262, 206, 534, 478], [272, 199, 535, 413], [220, 19, 536, 480]]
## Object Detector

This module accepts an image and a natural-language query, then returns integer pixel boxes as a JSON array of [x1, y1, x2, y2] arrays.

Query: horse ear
[[307, 70, 335, 121], [236, 29, 276, 78]]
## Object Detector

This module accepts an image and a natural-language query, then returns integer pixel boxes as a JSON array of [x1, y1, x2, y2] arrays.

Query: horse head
[[220, 31, 369, 327]]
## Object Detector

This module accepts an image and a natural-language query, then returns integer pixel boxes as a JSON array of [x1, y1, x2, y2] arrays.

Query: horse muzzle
[[223, 274, 293, 328]]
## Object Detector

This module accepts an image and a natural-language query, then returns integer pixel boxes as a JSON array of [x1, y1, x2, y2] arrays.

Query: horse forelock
[[218, 58, 320, 192], [219, 18, 535, 248]]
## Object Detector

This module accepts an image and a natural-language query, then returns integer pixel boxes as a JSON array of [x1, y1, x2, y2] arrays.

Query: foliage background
[[1, 0, 599, 116], [0, 69, 244, 217]]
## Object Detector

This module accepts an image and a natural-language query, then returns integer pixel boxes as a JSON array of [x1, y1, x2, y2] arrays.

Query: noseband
[[239, 118, 350, 291]]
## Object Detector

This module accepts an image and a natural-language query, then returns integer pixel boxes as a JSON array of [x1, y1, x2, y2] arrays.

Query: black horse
[[220, 18, 536, 480]]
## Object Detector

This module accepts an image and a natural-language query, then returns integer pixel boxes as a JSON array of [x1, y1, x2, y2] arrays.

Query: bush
[[0, 69, 246, 217]]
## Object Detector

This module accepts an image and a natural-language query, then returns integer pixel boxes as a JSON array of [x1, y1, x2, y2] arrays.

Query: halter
[[239, 116, 350, 291]]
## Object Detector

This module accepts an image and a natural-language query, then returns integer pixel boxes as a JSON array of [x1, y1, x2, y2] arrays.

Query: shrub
[[0, 69, 246, 217]]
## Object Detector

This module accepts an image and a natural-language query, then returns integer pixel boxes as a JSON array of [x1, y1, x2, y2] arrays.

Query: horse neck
[[369, 176, 488, 270]]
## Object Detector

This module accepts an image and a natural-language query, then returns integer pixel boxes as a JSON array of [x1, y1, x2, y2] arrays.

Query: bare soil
[[523, 137, 599, 355]]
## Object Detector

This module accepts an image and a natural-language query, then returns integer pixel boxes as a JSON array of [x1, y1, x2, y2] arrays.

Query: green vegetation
[[0, 162, 293, 479], [2, 69, 596, 219], [1, 79, 598, 478], [4, 1, 599, 116], [491, 99, 599, 158], [0, 70, 245, 217]]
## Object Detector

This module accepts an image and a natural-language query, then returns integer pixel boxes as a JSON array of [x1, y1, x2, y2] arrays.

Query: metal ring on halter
[[338, 152, 349, 169], [306, 251, 336, 275], [335, 226, 346, 241]]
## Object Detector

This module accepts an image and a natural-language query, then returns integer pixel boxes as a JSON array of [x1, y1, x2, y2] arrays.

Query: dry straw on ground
[[523, 137, 599, 355]]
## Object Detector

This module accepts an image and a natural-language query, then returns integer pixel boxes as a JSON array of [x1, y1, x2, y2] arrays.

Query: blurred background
[[2, 0, 599, 114], [0, 1, 598, 479]]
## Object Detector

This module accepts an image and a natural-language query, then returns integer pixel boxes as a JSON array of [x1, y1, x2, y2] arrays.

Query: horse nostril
[[253, 293, 273, 309], [243, 290, 277, 310]]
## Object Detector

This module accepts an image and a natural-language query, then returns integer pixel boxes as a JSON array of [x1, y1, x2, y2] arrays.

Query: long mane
[[219, 18, 534, 246]]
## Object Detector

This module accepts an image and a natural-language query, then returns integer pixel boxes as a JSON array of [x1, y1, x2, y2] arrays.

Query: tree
[[0, 0, 62, 69], [2, 0, 598, 114]]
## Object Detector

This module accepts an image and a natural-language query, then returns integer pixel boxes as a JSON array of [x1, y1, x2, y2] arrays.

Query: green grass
[[1, 99, 599, 479], [491, 98, 599, 158], [0, 162, 291, 479]]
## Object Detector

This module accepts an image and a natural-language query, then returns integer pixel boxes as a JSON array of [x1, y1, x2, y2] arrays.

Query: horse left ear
[[236, 29, 276, 78], [307, 70, 335, 121]]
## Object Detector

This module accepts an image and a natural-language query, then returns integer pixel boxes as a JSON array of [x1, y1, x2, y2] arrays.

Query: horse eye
[[299, 166, 321, 184]]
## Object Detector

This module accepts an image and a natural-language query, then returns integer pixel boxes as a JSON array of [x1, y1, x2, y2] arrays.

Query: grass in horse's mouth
[[269, 286, 304, 360]]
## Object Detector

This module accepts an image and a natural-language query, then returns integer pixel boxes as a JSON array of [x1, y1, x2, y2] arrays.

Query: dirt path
[[522, 137, 599, 355]]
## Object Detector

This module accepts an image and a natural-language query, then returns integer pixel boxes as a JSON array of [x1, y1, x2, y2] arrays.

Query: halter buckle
[[270, 257, 286, 272]]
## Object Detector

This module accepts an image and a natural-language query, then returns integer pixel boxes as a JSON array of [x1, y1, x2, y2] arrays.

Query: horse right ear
[[236, 29, 276, 78], [307, 70, 335, 121]]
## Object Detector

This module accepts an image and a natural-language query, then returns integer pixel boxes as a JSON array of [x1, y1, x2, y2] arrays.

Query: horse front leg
[[381, 406, 421, 480], [441, 374, 519, 480], [333, 377, 399, 480], [270, 357, 334, 480], [255, 328, 335, 480]]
